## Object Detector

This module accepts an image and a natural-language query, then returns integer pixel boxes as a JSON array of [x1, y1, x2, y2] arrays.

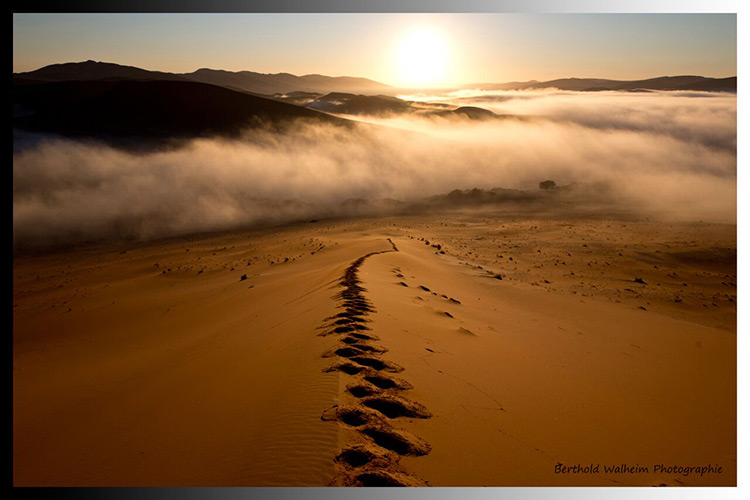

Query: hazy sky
[[13, 13, 736, 86]]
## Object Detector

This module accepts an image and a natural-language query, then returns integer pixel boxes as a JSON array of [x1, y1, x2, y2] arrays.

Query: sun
[[395, 29, 450, 88]]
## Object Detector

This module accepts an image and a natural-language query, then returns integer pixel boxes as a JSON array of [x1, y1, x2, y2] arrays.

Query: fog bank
[[13, 90, 736, 249]]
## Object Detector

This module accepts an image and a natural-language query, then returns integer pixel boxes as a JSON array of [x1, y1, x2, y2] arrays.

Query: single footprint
[[334, 346, 366, 358], [351, 356, 404, 372], [335, 444, 392, 468], [325, 361, 365, 375], [323, 404, 383, 427], [347, 382, 382, 398], [361, 423, 431, 456], [353, 470, 426, 487], [349, 343, 388, 354], [364, 374, 413, 391], [360, 395, 432, 419]]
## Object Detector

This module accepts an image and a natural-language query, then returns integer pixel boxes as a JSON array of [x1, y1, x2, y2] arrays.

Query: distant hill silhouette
[[186, 68, 392, 95], [275, 92, 497, 119], [16, 60, 189, 82], [659, 76, 736, 92], [432, 106, 497, 120], [13, 79, 346, 146], [304, 92, 412, 115], [465, 75, 736, 92], [15, 60, 392, 96]]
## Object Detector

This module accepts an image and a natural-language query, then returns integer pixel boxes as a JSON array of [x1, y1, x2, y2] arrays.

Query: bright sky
[[13, 13, 737, 87]]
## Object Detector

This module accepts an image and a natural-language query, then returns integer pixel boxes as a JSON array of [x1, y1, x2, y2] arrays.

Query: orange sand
[[13, 213, 736, 486]]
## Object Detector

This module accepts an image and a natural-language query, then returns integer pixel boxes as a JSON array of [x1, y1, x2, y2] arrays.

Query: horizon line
[[12, 59, 738, 89]]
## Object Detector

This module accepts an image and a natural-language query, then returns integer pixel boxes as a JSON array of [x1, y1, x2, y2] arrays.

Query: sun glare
[[395, 29, 450, 88]]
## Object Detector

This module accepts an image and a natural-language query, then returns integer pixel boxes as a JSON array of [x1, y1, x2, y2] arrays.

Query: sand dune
[[13, 212, 735, 486]]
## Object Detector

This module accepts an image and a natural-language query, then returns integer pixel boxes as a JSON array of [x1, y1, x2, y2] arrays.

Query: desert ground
[[13, 209, 736, 486]]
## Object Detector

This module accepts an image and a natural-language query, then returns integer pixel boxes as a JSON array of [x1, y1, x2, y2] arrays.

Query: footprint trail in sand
[[319, 238, 432, 486]]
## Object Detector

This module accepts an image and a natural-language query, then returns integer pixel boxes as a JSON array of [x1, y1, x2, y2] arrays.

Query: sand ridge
[[318, 238, 434, 486]]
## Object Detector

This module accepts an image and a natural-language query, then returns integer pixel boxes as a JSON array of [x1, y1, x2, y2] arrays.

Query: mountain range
[[15, 60, 737, 95], [463, 75, 737, 92], [14, 60, 393, 96]]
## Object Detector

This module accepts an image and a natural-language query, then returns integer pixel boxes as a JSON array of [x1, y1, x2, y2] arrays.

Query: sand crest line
[[320, 238, 432, 487]]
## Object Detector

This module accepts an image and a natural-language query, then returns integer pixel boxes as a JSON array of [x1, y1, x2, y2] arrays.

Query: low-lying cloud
[[13, 90, 736, 249]]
